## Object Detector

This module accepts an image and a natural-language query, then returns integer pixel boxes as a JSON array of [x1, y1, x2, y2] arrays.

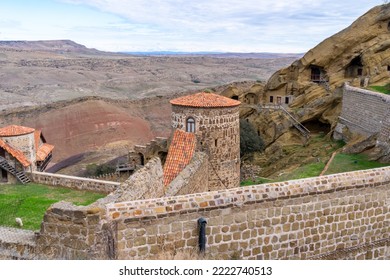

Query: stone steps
[[0, 156, 30, 184]]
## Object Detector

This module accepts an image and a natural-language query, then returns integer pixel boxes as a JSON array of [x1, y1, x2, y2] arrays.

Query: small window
[[357, 68, 363, 76], [231, 95, 239, 100], [387, 65, 390, 71], [285, 97, 290, 104], [186, 117, 195, 133], [215, 139, 218, 147], [270, 96, 274, 103]]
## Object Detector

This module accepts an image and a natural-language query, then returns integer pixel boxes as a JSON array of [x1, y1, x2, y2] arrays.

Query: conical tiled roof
[[0, 125, 35, 137], [170, 92, 240, 108]]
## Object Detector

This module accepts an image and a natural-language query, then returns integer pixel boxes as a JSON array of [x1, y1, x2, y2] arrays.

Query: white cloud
[[1, 0, 384, 52], [57, 0, 382, 52]]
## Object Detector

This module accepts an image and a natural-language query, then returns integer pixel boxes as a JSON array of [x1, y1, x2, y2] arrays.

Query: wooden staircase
[[0, 156, 30, 184]]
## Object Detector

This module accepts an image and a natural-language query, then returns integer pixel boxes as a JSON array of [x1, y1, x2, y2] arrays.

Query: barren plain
[[0, 40, 299, 171]]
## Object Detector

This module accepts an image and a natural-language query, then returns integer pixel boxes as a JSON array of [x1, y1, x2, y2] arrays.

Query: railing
[[240, 104, 311, 138], [0, 156, 30, 184]]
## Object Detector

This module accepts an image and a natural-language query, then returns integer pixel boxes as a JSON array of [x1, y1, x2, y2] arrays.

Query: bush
[[85, 163, 116, 177], [240, 119, 264, 157]]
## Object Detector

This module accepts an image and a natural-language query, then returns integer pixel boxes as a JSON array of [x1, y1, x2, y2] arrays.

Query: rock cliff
[[242, 4, 390, 146]]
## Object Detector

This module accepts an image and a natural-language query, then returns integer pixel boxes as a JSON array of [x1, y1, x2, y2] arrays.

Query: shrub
[[240, 119, 264, 157], [85, 163, 116, 177]]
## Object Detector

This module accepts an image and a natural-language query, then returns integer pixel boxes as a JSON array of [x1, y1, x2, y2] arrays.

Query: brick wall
[[338, 84, 390, 136], [165, 152, 209, 197], [30, 171, 120, 194], [108, 167, 390, 260]]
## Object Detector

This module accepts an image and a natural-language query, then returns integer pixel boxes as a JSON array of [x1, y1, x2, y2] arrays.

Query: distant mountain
[[0, 40, 303, 59], [122, 51, 304, 59], [0, 40, 107, 55]]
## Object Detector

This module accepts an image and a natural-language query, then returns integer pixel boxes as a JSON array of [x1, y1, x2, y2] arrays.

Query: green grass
[[276, 162, 326, 182], [369, 85, 390, 94], [241, 177, 273, 186], [323, 153, 390, 175], [0, 183, 105, 230]]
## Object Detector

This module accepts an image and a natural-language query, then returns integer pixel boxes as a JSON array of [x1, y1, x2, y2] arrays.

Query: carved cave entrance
[[345, 56, 363, 78], [301, 120, 331, 135]]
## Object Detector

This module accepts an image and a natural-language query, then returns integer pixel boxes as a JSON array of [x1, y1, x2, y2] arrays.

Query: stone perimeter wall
[[165, 152, 209, 197], [113, 157, 165, 202], [30, 171, 120, 194], [336, 84, 390, 137], [1, 167, 389, 260], [108, 167, 390, 260]]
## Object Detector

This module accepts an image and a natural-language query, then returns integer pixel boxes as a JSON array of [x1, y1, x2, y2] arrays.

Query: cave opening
[[345, 56, 363, 78], [301, 120, 331, 134]]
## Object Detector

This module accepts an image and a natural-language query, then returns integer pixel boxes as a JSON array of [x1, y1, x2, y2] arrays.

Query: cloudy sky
[[0, 0, 385, 53]]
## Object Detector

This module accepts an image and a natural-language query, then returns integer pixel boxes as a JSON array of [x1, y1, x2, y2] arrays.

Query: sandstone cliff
[[241, 4, 390, 147]]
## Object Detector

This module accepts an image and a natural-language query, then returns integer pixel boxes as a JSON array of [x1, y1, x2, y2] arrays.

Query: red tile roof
[[34, 130, 42, 151], [0, 125, 35, 137], [36, 143, 54, 161], [170, 92, 241, 108], [163, 130, 196, 186], [0, 139, 31, 167]]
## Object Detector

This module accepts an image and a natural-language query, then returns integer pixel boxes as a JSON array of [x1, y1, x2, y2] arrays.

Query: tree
[[239, 119, 264, 157]]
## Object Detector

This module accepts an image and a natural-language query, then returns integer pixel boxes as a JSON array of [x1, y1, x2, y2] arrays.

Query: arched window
[[186, 117, 195, 133]]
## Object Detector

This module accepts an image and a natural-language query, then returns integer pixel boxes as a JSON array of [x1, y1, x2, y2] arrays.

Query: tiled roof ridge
[[170, 92, 241, 108], [163, 129, 197, 187]]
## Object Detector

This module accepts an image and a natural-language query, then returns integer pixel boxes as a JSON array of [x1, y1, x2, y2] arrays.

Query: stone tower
[[170, 92, 241, 191], [0, 125, 36, 169]]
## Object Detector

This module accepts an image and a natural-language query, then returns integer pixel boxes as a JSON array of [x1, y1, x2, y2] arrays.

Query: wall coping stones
[[344, 84, 390, 103], [31, 171, 121, 186], [107, 166, 390, 221]]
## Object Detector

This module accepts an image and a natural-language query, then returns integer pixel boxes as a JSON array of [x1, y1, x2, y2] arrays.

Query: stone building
[[169, 92, 241, 191], [0, 125, 54, 183]]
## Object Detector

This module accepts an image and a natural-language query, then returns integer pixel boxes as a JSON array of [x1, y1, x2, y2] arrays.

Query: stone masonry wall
[[30, 171, 120, 194], [113, 157, 164, 202], [337, 84, 390, 136], [0, 227, 36, 259], [165, 152, 209, 197], [35, 201, 111, 260], [108, 167, 390, 260], [1, 167, 389, 260]]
